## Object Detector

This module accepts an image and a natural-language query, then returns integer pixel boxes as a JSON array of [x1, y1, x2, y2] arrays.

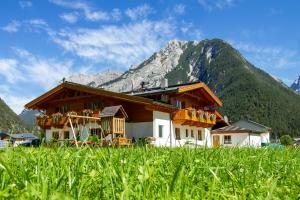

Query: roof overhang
[[25, 82, 155, 110], [178, 83, 222, 107]]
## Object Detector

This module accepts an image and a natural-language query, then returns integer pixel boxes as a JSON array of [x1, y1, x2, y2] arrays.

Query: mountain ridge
[[0, 97, 28, 133]]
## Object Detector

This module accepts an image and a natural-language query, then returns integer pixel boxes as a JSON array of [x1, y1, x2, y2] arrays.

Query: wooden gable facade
[[25, 82, 176, 130], [130, 82, 223, 128]]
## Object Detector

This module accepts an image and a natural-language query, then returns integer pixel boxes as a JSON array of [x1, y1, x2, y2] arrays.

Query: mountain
[[97, 39, 300, 137], [19, 109, 39, 127], [0, 97, 28, 133], [67, 70, 122, 87], [291, 75, 300, 93]]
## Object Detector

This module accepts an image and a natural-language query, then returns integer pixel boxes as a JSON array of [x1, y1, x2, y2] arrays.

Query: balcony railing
[[172, 108, 217, 127]]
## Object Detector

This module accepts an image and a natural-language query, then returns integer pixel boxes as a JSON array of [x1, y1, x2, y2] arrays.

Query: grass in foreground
[[0, 147, 300, 199]]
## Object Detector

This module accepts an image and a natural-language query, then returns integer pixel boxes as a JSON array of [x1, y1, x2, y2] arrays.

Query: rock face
[[291, 75, 300, 93], [99, 40, 191, 92], [67, 70, 122, 87]]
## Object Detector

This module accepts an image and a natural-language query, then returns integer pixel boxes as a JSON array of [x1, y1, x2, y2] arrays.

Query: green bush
[[280, 135, 293, 146]]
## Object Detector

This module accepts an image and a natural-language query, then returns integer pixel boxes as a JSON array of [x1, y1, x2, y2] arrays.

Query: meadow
[[0, 147, 299, 199]]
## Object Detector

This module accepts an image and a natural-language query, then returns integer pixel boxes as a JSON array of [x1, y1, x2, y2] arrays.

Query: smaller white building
[[211, 120, 271, 147]]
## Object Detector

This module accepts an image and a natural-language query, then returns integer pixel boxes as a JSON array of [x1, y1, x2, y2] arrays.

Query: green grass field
[[0, 147, 299, 199]]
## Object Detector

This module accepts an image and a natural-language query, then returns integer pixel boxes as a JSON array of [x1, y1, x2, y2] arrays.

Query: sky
[[0, 0, 300, 114]]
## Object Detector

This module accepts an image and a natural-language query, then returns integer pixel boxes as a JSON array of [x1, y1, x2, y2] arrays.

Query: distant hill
[[0, 98, 28, 133]]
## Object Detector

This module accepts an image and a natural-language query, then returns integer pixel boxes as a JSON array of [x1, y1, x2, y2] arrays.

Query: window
[[175, 100, 182, 109], [224, 135, 232, 144], [181, 102, 186, 109], [91, 128, 101, 136], [175, 128, 181, 140], [191, 130, 194, 138], [84, 101, 104, 110], [198, 130, 203, 140], [185, 129, 189, 137], [55, 105, 69, 113], [64, 131, 69, 139], [53, 132, 59, 140], [159, 125, 164, 138]]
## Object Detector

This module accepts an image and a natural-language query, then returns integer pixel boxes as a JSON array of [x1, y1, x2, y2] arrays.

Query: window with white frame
[[52, 131, 59, 140], [185, 129, 189, 137], [159, 125, 164, 138], [64, 131, 70, 139], [175, 128, 180, 140], [224, 135, 232, 144], [191, 130, 194, 138], [197, 130, 203, 140]]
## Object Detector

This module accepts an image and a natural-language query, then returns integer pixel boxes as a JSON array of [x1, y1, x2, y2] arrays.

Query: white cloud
[[19, 0, 32, 8], [60, 12, 78, 23], [198, 0, 234, 11], [174, 4, 186, 15], [125, 4, 154, 20], [0, 90, 33, 114], [111, 8, 122, 21], [49, 20, 175, 67], [229, 41, 300, 70], [50, 0, 110, 21], [0, 59, 25, 83], [1, 21, 21, 33], [12, 48, 73, 89]]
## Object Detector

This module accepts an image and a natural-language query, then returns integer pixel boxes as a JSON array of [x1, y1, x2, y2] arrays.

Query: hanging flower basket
[[204, 112, 210, 121], [197, 110, 204, 122], [67, 111, 77, 116], [82, 109, 93, 117], [37, 114, 48, 126], [52, 112, 63, 124], [210, 114, 216, 122], [188, 109, 196, 118]]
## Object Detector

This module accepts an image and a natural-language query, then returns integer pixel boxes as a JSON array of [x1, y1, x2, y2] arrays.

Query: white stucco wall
[[153, 111, 174, 147], [249, 135, 262, 147], [211, 133, 263, 147], [45, 122, 100, 142], [172, 124, 211, 147], [260, 132, 270, 143], [125, 122, 153, 139]]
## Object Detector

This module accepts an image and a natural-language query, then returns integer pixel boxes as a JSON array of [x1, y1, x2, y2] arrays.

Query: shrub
[[280, 135, 293, 146]]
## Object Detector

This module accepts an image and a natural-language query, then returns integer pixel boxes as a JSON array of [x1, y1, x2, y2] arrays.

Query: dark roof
[[212, 125, 252, 133], [123, 81, 201, 95], [0, 133, 9, 137], [124, 81, 223, 107], [232, 120, 271, 132], [100, 105, 128, 119], [8, 133, 38, 139], [25, 81, 176, 112]]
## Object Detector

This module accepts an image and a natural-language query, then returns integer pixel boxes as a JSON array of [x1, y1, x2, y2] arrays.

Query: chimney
[[161, 78, 168, 89]]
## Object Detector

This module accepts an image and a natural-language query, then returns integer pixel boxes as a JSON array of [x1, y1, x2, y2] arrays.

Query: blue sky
[[0, 0, 300, 114]]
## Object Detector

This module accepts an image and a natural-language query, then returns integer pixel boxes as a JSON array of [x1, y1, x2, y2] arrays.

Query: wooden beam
[[48, 94, 97, 103]]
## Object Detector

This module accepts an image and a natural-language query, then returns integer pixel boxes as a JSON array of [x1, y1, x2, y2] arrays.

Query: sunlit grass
[[0, 147, 299, 199]]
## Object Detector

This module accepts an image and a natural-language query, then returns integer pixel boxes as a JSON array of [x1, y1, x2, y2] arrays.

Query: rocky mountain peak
[[291, 75, 300, 93]]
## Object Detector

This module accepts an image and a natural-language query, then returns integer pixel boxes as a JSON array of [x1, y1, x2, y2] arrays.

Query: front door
[[213, 135, 220, 147]]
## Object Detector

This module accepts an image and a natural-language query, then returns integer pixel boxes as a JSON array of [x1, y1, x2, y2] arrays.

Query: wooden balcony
[[36, 110, 100, 128], [172, 109, 217, 127]]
